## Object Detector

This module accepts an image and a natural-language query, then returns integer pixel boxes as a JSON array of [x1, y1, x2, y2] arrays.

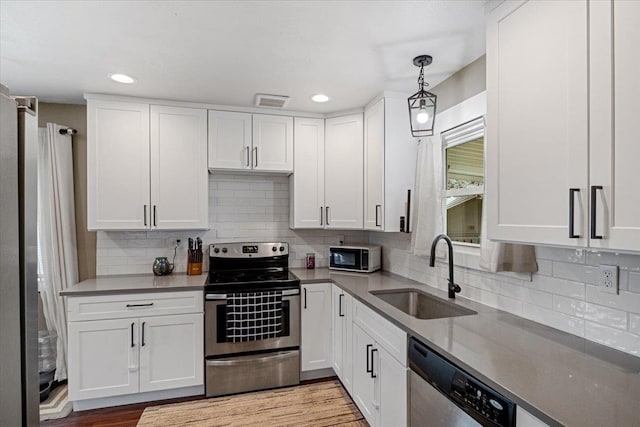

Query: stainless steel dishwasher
[[408, 337, 516, 427]]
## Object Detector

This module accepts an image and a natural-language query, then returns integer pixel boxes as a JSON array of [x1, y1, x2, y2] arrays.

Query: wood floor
[[41, 378, 363, 427]]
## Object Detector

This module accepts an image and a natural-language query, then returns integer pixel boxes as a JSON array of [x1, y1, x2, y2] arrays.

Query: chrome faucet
[[429, 234, 461, 299]]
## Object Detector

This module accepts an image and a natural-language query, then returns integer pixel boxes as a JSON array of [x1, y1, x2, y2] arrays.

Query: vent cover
[[254, 93, 290, 109]]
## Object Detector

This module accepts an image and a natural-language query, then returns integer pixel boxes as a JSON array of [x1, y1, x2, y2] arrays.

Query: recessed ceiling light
[[109, 73, 136, 84], [311, 94, 330, 103]]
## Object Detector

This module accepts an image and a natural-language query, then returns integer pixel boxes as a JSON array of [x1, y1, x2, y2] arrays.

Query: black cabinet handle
[[144, 205, 148, 227], [325, 207, 330, 225], [371, 348, 378, 378], [338, 294, 344, 317], [246, 146, 250, 167], [130, 322, 135, 348], [590, 186, 603, 239], [303, 288, 307, 309], [126, 303, 154, 308], [254, 147, 258, 168], [375, 205, 381, 227], [320, 207, 323, 226], [366, 344, 373, 373], [569, 188, 580, 238], [153, 205, 157, 227], [141, 322, 146, 347]]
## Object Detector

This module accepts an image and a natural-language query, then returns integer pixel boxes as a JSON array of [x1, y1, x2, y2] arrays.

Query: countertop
[[62, 268, 640, 425], [291, 268, 640, 427], [60, 273, 205, 295]]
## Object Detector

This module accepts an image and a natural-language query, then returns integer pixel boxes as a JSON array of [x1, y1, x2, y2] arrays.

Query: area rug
[[137, 379, 367, 427], [39, 384, 73, 421]]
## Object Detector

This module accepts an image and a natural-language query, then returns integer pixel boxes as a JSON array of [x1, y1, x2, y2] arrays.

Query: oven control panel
[[210, 242, 289, 258]]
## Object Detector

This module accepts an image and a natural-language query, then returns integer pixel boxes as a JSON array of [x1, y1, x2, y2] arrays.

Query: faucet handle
[[449, 282, 461, 293]]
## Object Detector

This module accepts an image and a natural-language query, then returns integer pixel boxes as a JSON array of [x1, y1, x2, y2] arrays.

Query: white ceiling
[[0, 1, 486, 113]]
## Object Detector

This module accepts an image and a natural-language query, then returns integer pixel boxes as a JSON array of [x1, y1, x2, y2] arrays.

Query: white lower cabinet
[[352, 323, 378, 425], [67, 292, 203, 404], [301, 283, 332, 371], [68, 318, 140, 400], [331, 285, 353, 393], [139, 314, 203, 392]]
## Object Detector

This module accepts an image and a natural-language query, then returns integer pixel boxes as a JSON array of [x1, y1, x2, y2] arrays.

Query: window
[[441, 117, 485, 245]]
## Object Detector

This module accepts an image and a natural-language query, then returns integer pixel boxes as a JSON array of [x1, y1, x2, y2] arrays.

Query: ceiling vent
[[254, 93, 290, 109]]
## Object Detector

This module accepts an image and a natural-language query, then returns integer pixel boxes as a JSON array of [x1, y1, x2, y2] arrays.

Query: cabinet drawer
[[68, 291, 203, 322], [353, 299, 406, 366]]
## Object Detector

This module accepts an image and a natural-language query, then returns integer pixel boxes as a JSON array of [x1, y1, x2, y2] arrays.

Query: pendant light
[[408, 55, 437, 137]]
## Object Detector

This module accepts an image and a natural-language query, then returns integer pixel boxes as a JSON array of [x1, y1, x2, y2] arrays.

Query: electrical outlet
[[599, 264, 619, 294]]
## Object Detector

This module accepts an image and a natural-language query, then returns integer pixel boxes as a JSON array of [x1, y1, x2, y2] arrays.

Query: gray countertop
[[62, 268, 640, 425], [291, 268, 640, 427], [60, 273, 205, 295]]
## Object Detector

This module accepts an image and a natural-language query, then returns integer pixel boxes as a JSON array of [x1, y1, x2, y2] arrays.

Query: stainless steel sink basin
[[370, 289, 477, 320]]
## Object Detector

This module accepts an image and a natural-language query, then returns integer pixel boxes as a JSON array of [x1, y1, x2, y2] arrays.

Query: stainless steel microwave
[[329, 245, 381, 273]]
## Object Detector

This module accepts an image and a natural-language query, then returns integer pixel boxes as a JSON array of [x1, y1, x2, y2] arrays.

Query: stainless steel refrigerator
[[0, 83, 39, 426]]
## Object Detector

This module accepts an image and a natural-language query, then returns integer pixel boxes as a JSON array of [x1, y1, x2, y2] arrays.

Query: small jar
[[306, 253, 316, 269]]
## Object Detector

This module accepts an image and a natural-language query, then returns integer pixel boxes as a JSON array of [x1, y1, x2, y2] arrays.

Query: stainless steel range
[[204, 242, 301, 397]]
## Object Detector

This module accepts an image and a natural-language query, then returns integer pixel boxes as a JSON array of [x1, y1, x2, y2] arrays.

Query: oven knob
[[279, 246, 285, 252], [222, 248, 227, 253], [272, 246, 277, 252], [214, 248, 220, 254]]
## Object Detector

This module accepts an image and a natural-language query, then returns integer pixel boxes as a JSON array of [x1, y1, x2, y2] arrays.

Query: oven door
[[205, 289, 300, 357]]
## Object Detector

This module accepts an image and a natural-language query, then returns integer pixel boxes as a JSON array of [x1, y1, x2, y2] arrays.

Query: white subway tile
[[585, 251, 640, 272], [523, 303, 585, 337], [629, 314, 640, 335], [535, 246, 585, 263], [528, 275, 585, 299], [552, 261, 599, 285], [585, 322, 640, 357], [553, 295, 627, 330], [585, 285, 640, 314], [628, 272, 640, 294]]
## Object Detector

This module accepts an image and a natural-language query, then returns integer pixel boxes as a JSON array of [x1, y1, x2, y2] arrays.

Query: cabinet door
[[87, 100, 150, 230], [377, 345, 407, 427], [486, 0, 589, 246], [252, 114, 294, 172], [352, 324, 377, 426], [208, 110, 252, 170], [139, 313, 204, 392], [301, 283, 332, 371], [291, 118, 325, 228], [68, 319, 139, 400], [150, 105, 208, 230], [590, 0, 640, 251], [364, 99, 385, 230], [331, 287, 345, 380], [325, 114, 364, 229], [342, 291, 354, 394]]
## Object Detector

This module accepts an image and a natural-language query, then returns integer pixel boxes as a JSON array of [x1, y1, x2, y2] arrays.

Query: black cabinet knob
[[279, 246, 285, 252], [214, 248, 220, 254], [222, 248, 227, 253], [272, 247, 277, 252]]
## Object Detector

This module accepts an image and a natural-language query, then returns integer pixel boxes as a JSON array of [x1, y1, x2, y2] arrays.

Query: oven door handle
[[206, 351, 296, 366], [205, 288, 300, 300]]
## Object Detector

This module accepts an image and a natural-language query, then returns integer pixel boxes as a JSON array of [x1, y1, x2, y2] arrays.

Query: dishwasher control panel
[[409, 337, 516, 427]]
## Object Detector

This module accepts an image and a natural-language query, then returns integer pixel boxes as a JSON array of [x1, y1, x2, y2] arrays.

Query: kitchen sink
[[370, 289, 477, 320]]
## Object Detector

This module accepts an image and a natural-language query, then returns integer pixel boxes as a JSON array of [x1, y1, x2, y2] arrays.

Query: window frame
[[441, 116, 486, 248]]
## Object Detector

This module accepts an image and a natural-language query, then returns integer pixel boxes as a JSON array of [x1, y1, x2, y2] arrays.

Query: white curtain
[[411, 136, 445, 257], [38, 123, 79, 381]]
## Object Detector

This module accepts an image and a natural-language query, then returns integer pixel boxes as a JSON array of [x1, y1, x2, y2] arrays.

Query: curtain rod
[[59, 128, 77, 135]]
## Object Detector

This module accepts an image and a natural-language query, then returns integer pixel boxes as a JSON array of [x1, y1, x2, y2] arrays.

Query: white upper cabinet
[[325, 114, 364, 229], [87, 96, 208, 231], [589, 0, 640, 251], [487, 0, 589, 247], [290, 117, 325, 228], [487, 0, 640, 252], [150, 105, 208, 230], [252, 114, 294, 172], [87, 100, 150, 230], [207, 110, 252, 170], [364, 96, 417, 232]]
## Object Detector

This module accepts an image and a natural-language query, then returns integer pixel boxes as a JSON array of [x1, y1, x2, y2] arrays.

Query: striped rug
[[39, 384, 72, 421], [137, 379, 368, 427]]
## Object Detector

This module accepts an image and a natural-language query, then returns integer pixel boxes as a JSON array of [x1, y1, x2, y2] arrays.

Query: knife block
[[187, 261, 202, 276]]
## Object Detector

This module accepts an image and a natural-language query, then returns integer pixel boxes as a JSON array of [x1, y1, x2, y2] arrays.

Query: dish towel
[[226, 291, 283, 342]]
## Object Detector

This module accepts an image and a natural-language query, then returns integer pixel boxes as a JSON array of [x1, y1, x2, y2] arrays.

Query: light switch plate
[[599, 264, 619, 294]]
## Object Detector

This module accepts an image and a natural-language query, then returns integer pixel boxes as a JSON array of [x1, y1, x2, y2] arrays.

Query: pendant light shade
[[408, 55, 437, 137]]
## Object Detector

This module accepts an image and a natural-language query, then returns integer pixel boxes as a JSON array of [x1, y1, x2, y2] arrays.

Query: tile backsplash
[[96, 173, 640, 357], [96, 174, 367, 275], [369, 232, 640, 358]]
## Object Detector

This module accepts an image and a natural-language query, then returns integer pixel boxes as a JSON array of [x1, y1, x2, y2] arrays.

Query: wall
[[96, 174, 367, 275], [432, 55, 486, 112], [38, 103, 96, 281]]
